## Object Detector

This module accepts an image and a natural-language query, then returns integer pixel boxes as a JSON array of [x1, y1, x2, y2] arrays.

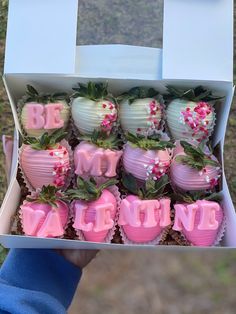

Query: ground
[[0, 1, 236, 313]]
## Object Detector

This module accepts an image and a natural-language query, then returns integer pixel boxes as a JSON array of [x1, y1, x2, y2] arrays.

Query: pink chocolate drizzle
[[21, 144, 70, 189]]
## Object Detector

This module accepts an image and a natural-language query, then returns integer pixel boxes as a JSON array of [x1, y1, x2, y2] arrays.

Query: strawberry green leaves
[[122, 173, 170, 200], [165, 85, 224, 102], [126, 132, 175, 151], [175, 141, 219, 171], [26, 185, 62, 207], [24, 128, 67, 150], [72, 81, 115, 102], [25, 85, 68, 103], [171, 191, 222, 204], [118, 86, 160, 104], [66, 177, 118, 201], [79, 130, 122, 150]]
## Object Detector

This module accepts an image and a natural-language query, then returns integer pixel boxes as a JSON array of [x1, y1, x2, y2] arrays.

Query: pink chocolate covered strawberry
[[123, 132, 174, 181], [20, 85, 70, 137], [172, 192, 224, 246], [20, 185, 69, 238], [119, 174, 171, 244], [67, 177, 118, 242], [20, 129, 71, 190], [170, 141, 221, 191], [74, 130, 123, 178]]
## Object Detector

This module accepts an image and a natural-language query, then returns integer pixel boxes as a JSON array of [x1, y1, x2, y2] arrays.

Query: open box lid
[[4, 0, 234, 83]]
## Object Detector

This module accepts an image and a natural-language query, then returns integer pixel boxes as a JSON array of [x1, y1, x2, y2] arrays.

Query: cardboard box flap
[[75, 45, 162, 80], [4, 0, 78, 74], [163, 0, 234, 82]]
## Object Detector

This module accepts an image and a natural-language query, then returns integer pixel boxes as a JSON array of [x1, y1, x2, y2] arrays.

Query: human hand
[[57, 249, 99, 269]]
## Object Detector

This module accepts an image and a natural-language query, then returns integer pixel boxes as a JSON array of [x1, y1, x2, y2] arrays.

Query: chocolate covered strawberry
[[119, 174, 171, 244], [20, 85, 70, 137], [172, 192, 224, 246], [71, 82, 117, 135], [165, 86, 222, 142], [74, 130, 123, 178], [123, 132, 174, 181], [20, 129, 71, 190], [20, 185, 69, 238], [67, 177, 118, 242], [119, 87, 163, 135], [170, 141, 221, 191]]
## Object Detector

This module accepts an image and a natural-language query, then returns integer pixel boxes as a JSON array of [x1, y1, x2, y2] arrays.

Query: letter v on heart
[[21, 205, 45, 236]]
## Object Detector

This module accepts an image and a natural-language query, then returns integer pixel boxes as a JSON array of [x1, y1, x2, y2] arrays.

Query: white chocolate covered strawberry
[[20, 129, 71, 190], [20, 185, 69, 238], [71, 82, 117, 135], [20, 85, 70, 137], [165, 86, 222, 142], [172, 192, 224, 246], [119, 87, 163, 135], [118, 174, 171, 244], [67, 177, 118, 243], [170, 141, 221, 191], [74, 131, 122, 178], [123, 133, 174, 181]]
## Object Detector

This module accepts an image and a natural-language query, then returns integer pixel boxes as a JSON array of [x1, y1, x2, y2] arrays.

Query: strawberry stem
[[126, 132, 175, 151], [165, 85, 223, 102], [25, 85, 68, 103], [175, 141, 219, 171], [66, 177, 118, 201], [79, 130, 122, 150], [24, 128, 67, 150]]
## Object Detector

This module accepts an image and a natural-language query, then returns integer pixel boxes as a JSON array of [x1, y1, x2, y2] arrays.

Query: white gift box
[[1, 0, 235, 249]]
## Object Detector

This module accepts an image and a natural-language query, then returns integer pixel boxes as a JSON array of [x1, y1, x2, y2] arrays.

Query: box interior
[[0, 73, 235, 249]]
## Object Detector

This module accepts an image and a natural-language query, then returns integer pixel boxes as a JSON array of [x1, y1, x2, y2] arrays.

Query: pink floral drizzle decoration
[[100, 102, 117, 132], [144, 157, 170, 181], [49, 148, 70, 187], [179, 102, 213, 141]]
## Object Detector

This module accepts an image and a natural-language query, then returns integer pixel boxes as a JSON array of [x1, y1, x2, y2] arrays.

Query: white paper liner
[[213, 214, 226, 246], [119, 225, 170, 245], [18, 189, 72, 239], [17, 96, 71, 138], [18, 139, 74, 193], [70, 182, 121, 243]]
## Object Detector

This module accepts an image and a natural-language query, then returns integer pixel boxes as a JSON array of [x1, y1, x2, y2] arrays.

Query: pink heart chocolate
[[72, 189, 117, 242], [119, 195, 171, 244], [21, 200, 69, 238], [173, 200, 224, 246], [74, 141, 122, 177]]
